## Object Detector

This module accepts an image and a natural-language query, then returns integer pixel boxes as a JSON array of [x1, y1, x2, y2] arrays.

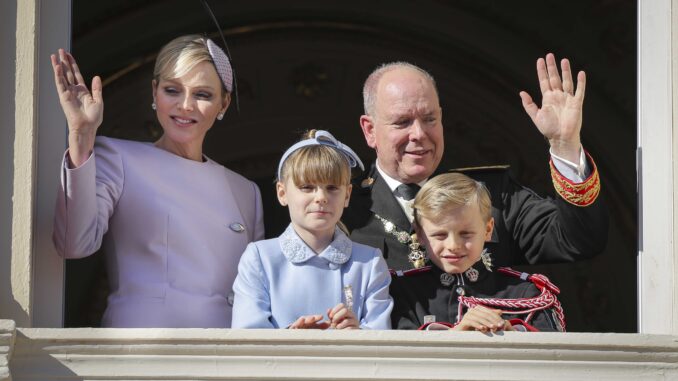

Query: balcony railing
[[2, 319, 677, 380]]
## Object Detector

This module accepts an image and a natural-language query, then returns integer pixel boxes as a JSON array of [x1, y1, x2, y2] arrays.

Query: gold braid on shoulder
[[549, 150, 601, 207]]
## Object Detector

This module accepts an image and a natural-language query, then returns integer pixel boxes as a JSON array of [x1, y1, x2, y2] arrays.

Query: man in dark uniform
[[343, 54, 608, 273]]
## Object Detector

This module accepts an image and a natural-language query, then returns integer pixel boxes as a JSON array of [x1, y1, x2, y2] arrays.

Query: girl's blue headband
[[277, 130, 364, 181]]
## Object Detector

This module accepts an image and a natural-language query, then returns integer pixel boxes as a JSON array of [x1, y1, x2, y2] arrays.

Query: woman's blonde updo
[[153, 34, 227, 95]]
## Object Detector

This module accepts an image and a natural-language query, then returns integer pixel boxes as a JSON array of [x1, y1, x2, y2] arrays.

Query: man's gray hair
[[362, 62, 437, 116]]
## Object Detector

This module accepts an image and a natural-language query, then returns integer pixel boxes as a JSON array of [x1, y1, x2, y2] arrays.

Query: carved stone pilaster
[[0, 320, 16, 381]]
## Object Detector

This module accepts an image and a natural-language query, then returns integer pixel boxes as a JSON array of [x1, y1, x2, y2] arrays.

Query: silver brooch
[[464, 267, 479, 282], [440, 273, 455, 286], [480, 248, 493, 272], [343, 285, 354, 311], [229, 222, 245, 233]]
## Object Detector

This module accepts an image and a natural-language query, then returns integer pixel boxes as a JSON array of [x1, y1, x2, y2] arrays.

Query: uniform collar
[[464, 260, 492, 283], [430, 259, 492, 285], [279, 224, 352, 264]]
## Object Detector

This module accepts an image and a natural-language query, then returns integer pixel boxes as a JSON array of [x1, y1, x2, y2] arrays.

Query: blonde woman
[[51, 35, 264, 328]]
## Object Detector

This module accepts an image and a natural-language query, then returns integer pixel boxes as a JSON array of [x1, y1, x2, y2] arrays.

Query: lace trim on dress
[[279, 224, 352, 264]]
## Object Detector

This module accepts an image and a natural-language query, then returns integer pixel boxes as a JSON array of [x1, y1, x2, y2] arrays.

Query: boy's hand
[[451, 306, 509, 332]]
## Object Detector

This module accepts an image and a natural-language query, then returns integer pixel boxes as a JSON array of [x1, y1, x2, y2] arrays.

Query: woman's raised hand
[[51, 49, 103, 167]]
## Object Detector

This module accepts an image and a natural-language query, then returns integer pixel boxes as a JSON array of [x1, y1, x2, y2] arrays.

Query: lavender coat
[[53, 136, 264, 327]]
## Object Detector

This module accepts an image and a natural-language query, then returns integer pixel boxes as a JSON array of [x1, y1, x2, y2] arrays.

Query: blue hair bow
[[277, 130, 365, 181]]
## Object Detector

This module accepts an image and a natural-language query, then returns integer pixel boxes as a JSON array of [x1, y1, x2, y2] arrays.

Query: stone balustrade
[[2, 319, 677, 380]]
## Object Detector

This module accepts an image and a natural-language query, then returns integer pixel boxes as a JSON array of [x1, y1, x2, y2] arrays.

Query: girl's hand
[[51, 49, 103, 167], [451, 306, 507, 332], [289, 314, 331, 329], [327, 303, 359, 330]]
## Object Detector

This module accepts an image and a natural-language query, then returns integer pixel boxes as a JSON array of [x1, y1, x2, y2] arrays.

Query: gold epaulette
[[550, 151, 601, 207], [449, 164, 510, 172]]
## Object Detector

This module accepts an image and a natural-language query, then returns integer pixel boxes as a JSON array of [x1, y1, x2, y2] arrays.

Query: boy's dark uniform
[[390, 263, 563, 331], [344, 157, 608, 271], [344, 156, 607, 330]]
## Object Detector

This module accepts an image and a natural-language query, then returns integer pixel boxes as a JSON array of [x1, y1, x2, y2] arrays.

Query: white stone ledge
[[3, 322, 678, 380]]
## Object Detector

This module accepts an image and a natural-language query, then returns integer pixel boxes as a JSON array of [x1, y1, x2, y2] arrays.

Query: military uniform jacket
[[390, 263, 562, 331], [344, 161, 609, 271]]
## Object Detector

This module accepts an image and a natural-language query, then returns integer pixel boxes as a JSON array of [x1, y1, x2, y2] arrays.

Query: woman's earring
[[216, 112, 224, 121], [151, 102, 157, 110], [480, 248, 493, 272]]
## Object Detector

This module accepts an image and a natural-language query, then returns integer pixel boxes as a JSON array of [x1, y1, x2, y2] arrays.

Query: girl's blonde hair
[[278, 130, 352, 187], [153, 34, 227, 95], [413, 172, 492, 224], [279, 130, 353, 234]]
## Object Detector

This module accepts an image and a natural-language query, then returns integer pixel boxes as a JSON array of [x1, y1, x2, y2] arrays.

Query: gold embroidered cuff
[[550, 151, 601, 207]]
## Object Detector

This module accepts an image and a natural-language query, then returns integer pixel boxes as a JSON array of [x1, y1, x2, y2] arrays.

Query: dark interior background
[[64, 0, 637, 332]]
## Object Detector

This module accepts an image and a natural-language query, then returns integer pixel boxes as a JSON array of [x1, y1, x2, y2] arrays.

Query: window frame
[[19, 0, 676, 334]]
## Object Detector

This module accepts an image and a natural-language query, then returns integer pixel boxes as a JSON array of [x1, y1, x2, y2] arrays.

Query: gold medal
[[361, 177, 375, 188], [412, 258, 426, 269]]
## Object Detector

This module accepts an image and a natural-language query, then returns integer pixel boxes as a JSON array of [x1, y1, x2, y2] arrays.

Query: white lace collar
[[279, 224, 352, 264]]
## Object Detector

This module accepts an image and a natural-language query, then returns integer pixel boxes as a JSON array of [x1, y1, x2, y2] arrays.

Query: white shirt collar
[[375, 161, 427, 192], [375, 162, 428, 223]]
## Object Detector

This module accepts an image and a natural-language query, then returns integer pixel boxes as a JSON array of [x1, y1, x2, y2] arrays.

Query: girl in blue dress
[[232, 130, 393, 329]]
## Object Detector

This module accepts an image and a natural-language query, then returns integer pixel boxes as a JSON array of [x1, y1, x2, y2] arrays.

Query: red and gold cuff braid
[[456, 267, 566, 331], [549, 150, 601, 207]]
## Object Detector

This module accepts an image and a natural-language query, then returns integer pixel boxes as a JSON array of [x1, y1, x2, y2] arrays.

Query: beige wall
[[673, 0, 678, 333], [0, 0, 68, 328], [2, 0, 37, 328], [638, 0, 678, 334], [0, 0, 19, 328]]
